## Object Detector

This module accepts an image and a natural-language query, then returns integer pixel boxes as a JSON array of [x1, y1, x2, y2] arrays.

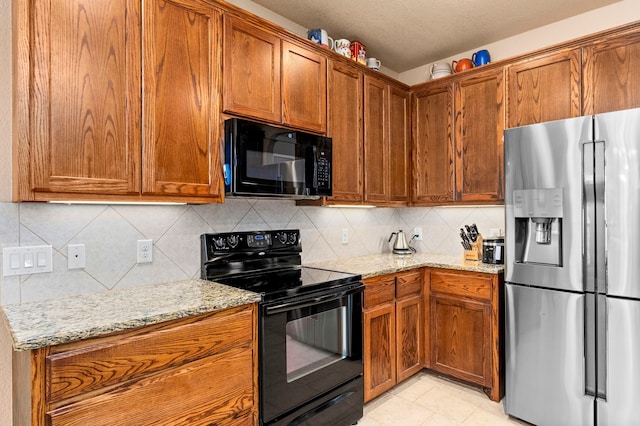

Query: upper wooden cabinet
[[222, 15, 282, 123], [412, 67, 504, 205], [454, 68, 505, 203], [223, 15, 327, 133], [282, 41, 327, 133], [388, 86, 412, 204], [364, 75, 411, 206], [364, 75, 389, 204], [21, 0, 142, 199], [507, 49, 582, 128], [326, 60, 364, 204], [15, 0, 224, 202], [583, 31, 640, 114], [412, 82, 455, 204], [143, 0, 223, 198]]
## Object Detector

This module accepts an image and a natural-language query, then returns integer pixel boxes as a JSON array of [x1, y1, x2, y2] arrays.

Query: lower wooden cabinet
[[14, 304, 258, 426], [363, 270, 423, 402], [425, 268, 504, 401]]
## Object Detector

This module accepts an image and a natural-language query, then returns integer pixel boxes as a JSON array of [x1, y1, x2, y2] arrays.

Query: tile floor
[[359, 371, 530, 426]]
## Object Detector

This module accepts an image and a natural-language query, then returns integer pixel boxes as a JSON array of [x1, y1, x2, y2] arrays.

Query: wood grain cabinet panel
[[142, 0, 223, 198], [364, 75, 389, 204], [389, 86, 411, 204], [412, 82, 455, 204], [363, 303, 396, 402], [431, 294, 491, 386], [507, 49, 582, 127], [27, 0, 141, 197], [282, 41, 327, 133], [363, 270, 423, 402], [454, 68, 505, 203], [426, 268, 504, 402], [583, 31, 640, 114], [19, 305, 258, 425], [223, 15, 282, 123], [326, 60, 364, 204]]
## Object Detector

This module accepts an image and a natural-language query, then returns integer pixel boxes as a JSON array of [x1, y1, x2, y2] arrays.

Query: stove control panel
[[202, 229, 301, 254]]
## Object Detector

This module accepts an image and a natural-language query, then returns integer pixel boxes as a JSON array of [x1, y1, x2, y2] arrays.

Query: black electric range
[[200, 229, 364, 426]]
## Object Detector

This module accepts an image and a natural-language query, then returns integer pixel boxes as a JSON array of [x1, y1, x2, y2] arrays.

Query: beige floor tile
[[361, 371, 529, 426], [365, 394, 435, 426]]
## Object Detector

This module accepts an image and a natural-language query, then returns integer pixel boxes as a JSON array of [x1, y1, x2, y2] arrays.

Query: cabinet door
[[412, 83, 455, 204], [327, 60, 364, 204], [364, 75, 389, 204], [142, 0, 222, 199], [222, 15, 282, 123], [396, 294, 423, 382], [363, 303, 396, 402], [454, 68, 505, 202], [507, 49, 581, 127], [282, 41, 327, 133], [389, 85, 411, 205], [27, 0, 141, 197], [583, 31, 640, 114], [431, 294, 491, 387]]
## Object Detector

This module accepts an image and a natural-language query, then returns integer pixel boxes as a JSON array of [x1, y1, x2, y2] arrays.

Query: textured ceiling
[[248, 0, 620, 72]]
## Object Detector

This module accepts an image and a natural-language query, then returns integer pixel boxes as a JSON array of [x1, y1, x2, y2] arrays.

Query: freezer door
[[505, 284, 593, 426], [504, 116, 591, 292], [597, 297, 640, 424], [596, 107, 640, 299]]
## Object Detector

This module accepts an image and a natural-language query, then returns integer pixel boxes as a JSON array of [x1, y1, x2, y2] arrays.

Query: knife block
[[464, 234, 483, 261]]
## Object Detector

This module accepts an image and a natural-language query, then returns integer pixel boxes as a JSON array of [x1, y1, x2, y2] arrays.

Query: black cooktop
[[201, 230, 361, 302]]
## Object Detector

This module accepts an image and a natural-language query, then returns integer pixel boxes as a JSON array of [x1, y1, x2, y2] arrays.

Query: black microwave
[[223, 118, 332, 199]]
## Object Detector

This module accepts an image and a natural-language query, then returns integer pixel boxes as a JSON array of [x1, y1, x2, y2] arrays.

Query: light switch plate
[[2, 246, 53, 277]]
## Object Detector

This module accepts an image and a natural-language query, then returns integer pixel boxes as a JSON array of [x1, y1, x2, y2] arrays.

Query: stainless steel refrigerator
[[504, 107, 640, 426]]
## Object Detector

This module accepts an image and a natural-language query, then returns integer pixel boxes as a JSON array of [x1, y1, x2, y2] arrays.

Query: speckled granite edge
[[305, 253, 504, 279], [1, 279, 261, 351]]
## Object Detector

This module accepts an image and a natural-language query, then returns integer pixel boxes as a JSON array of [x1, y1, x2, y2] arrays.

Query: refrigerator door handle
[[585, 294, 596, 396], [583, 142, 596, 293], [596, 294, 607, 401], [582, 140, 606, 294], [594, 141, 606, 295]]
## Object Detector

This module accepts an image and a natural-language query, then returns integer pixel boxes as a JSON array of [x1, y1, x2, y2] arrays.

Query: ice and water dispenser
[[513, 188, 563, 266]]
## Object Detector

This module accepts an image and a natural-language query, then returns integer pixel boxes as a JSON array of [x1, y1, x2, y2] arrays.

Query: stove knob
[[227, 234, 240, 248], [213, 237, 226, 249], [277, 232, 288, 244], [288, 233, 297, 244]]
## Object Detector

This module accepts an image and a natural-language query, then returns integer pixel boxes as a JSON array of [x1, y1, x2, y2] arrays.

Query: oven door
[[260, 284, 363, 425]]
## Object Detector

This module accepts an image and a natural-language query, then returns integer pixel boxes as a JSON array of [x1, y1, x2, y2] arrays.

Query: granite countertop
[[305, 252, 504, 279], [1, 279, 261, 351]]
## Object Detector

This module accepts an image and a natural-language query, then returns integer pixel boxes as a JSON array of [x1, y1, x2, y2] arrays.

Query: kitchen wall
[[0, 201, 504, 305]]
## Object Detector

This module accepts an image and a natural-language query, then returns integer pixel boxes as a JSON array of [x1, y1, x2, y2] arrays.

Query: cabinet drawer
[[396, 270, 422, 298], [364, 276, 396, 308], [47, 347, 255, 426], [47, 306, 254, 403], [430, 271, 492, 301]]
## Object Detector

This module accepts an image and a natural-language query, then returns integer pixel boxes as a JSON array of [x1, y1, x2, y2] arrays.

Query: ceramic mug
[[307, 28, 334, 49], [472, 49, 491, 66], [333, 39, 351, 58], [367, 57, 381, 70]]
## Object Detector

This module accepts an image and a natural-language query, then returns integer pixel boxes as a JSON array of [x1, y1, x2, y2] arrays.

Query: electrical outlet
[[68, 244, 86, 269], [137, 239, 153, 263], [413, 227, 423, 241], [341, 228, 349, 244]]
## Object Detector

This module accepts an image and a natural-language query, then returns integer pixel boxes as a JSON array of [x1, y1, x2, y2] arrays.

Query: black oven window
[[285, 306, 348, 382], [245, 134, 306, 184]]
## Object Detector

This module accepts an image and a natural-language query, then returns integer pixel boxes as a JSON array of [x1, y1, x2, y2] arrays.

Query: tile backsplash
[[0, 200, 504, 305]]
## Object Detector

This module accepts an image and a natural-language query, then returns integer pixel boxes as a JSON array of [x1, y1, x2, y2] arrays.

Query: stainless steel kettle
[[388, 230, 416, 255]]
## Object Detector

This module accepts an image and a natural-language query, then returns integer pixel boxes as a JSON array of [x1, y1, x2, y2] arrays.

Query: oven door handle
[[264, 285, 363, 315]]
